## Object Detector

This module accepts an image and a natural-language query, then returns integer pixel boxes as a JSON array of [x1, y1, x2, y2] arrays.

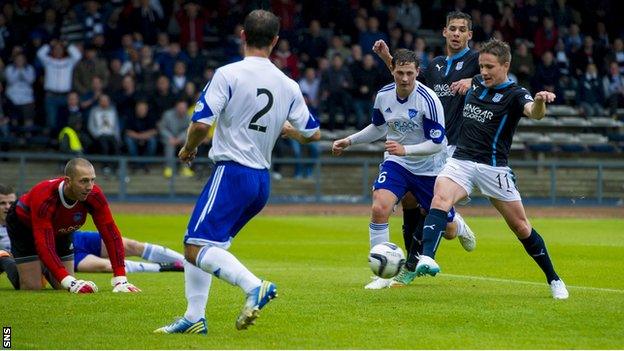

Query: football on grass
[[368, 242, 405, 278]]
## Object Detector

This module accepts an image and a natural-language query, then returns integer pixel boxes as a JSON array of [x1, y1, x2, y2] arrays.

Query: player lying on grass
[[4, 159, 140, 293], [413, 39, 568, 299], [332, 49, 474, 290], [73, 231, 184, 273]]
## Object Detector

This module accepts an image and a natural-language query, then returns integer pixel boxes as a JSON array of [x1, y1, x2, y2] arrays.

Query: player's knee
[[371, 202, 392, 221], [431, 193, 452, 210], [509, 220, 531, 238]]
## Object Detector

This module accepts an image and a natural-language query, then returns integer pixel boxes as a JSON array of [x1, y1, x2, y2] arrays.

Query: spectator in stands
[[171, 61, 188, 95], [352, 54, 381, 129], [34, 9, 59, 43], [326, 36, 351, 63], [510, 41, 535, 90], [606, 38, 624, 75], [271, 39, 300, 80], [59, 9, 84, 44], [297, 20, 328, 68], [126, 0, 164, 45], [603, 61, 624, 119], [0, 83, 8, 142], [87, 94, 120, 171], [83, 0, 104, 41], [37, 39, 82, 135], [563, 23, 582, 53], [159, 100, 192, 178], [124, 100, 157, 172], [558, 75, 578, 105], [113, 75, 139, 132], [473, 13, 495, 43], [150, 75, 177, 121], [360, 17, 388, 56], [594, 22, 610, 56], [174, 0, 207, 49], [185, 41, 207, 86], [59, 114, 91, 156], [414, 37, 430, 70], [498, 4, 523, 44], [137, 46, 161, 95], [107, 58, 124, 95], [79, 76, 105, 115], [180, 81, 198, 106], [577, 63, 606, 117], [553, 38, 571, 76], [4, 52, 35, 131], [73, 45, 109, 95], [321, 54, 353, 130], [396, 0, 421, 34], [533, 51, 560, 94], [572, 36, 600, 77], [299, 67, 321, 115], [58, 91, 84, 131], [533, 16, 558, 58]]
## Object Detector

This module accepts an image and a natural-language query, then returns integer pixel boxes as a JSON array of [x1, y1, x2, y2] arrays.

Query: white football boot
[[454, 213, 476, 252], [364, 276, 392, 289], [550, 279, 569, 299]]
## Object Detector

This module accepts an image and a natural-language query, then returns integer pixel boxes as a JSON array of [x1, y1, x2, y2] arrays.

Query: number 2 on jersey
[[248, 88, 273, 133]]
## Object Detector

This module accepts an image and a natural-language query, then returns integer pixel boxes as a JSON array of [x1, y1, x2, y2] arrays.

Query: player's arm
[[283, 85, 322, 144], [333, 104, 388, 156], [90, 189, 140, 293], [523, 91, 555, 120], [372, 40, 393, 72], [179, 122, 210, 163], [281, 121, 320, 144], [449, 78, 473, 95]]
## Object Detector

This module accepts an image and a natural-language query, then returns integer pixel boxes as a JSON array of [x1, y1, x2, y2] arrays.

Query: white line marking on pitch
[[440, 273, 624, 293]]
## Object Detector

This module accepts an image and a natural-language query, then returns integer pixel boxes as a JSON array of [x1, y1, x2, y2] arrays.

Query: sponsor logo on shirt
[[525, 94, 534, 101], [463, 103, 494, 123], [456, 61, 464, 70], [492, 93, 503, 102], [388, 119, 419, 133], [433, 83, 454, 97], [58, 224, 83, 234]]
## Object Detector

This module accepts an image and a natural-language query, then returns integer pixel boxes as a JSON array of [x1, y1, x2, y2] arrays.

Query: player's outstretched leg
[[236, 280, 278, 330], [414, 208, 447, 276], [154, 317, 208, 335]]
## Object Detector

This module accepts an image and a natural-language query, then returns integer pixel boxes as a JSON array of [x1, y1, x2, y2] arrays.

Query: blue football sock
[[420, 208, 448, 258], [519, 229, 560, 283]]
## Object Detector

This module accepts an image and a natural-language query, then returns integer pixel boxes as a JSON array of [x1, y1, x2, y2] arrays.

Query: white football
[[368, 242, 405, 278]]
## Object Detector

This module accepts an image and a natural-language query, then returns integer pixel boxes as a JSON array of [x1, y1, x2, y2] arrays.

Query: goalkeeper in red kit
[[5, 158, 140, 293]]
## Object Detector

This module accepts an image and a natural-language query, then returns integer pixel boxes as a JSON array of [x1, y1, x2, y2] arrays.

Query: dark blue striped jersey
[[420, 47, 480, 145], [453, 75, 534, 167]]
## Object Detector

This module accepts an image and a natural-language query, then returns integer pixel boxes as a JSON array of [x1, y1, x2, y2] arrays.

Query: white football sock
[[141, 243, 185, 263], [369, 222, 389, 248], [196, 245, 261, 294], [184, 260, 211, 323], [124, 260, 160, 273], [453, 213, 467, 237]]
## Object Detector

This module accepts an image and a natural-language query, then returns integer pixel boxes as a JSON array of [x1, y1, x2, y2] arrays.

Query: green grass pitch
[[2, 214, 623, 349]]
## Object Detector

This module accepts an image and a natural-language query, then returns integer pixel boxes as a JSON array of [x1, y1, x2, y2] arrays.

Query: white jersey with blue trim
[[0, 225, 10, 251], [373, 81, 447, 176], [192, 56, 319, 169]]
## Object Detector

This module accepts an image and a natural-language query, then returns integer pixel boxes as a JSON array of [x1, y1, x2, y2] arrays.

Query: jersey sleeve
[[421, 89, 446, 144], [191, 69, 230, 126], [287, 84, 320, 138], [515, 87, 534, 110], [28, 190, 69, 282], [371, 94, 386, 126], [88, 187, 126, 277]]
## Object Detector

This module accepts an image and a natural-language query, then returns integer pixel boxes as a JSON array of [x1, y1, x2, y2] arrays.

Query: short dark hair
[[392, 49, 420, 69], [0, 184, 15, 196], [64, 158, 94, 178], [446, 11, 472, 30], [244, 9, 280, 49], [480, 39, 511, 64]]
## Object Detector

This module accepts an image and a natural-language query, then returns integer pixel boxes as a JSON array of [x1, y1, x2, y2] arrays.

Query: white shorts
[[446, 145, 457, 162], [438, 158, 522, 202]]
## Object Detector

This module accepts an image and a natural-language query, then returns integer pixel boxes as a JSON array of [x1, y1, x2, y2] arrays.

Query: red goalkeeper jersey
[[15, 177, 126, 281]]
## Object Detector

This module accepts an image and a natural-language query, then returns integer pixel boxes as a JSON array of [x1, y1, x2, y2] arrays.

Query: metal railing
[[1, 152, 623, 205]]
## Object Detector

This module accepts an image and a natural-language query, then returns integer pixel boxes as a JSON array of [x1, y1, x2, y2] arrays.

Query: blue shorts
[[185, 161, 270, 245], [373, 160, 455, 222], [73, 231, 102, 271]]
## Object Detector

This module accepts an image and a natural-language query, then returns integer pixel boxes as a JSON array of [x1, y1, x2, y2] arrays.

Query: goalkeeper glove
[[61, 276, 98, 294], [111, 275, 141, 293]]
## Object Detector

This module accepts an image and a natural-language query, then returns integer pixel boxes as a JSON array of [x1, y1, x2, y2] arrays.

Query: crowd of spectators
[[0, 0, 623, 174]]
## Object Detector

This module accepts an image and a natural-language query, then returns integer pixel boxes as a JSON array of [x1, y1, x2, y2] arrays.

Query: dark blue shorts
[[73, 231, 102, 271], [373, 160, 455, 222], [184, 161, 270, 245]]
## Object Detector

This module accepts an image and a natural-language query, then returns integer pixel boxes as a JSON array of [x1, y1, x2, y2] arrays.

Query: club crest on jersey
[[73, 213, 83, 222], [525, 94, 534, 101], [492, 93, 503, 102], [435, 63, 443, 71], [456, 61, 464, 70], [408, 109, 418, 119], [385, 107, 392, 113], [194, 101, 204, 112]]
